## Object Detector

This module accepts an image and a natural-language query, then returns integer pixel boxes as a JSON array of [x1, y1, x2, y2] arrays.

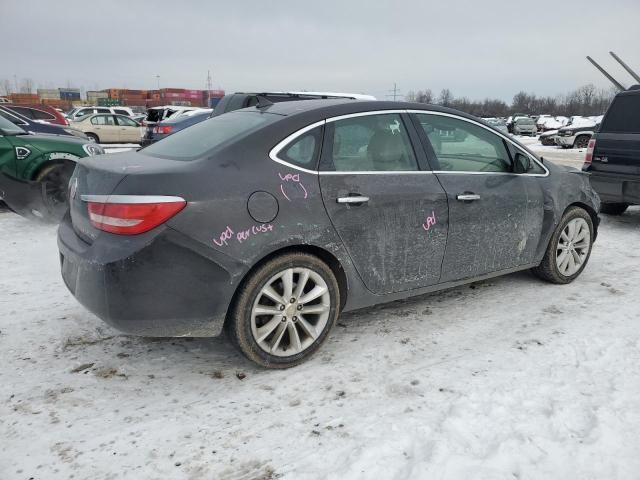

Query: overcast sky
[[2, 0, 639, 101]]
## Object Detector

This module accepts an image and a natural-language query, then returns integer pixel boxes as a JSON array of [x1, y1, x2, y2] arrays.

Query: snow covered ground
[[2, 148, 639, 480]]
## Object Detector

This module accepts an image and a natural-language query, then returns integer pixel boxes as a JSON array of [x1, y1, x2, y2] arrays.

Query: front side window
[[416, 114, 512, 173], [115, 115, 138, 127], [114, 109, 128, 116], [327, 113, 418, 172], [96, 108, 110, 114]]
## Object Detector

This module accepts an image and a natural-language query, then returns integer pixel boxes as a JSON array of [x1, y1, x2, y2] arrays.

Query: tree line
[[405, 84, 617, 118]]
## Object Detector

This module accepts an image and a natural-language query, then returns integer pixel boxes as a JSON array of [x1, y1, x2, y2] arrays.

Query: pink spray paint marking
[[236, 223, 274, 243], [214, 223, 274, 247], [279, 172, 308, 200], [422, 211, 437, 231], [213, 226, 234, 247]]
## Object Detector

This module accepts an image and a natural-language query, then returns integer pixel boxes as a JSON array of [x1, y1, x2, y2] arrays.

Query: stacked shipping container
[[13, 86, 225, 109], [8, 93, 40, 104]]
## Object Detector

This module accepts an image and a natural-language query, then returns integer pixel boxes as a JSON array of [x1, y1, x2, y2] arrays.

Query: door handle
[[456, 193, 481, 201], [337, 195, 369, 205]]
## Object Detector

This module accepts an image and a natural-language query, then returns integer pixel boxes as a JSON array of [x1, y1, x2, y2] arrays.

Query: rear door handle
[[337, 195, 370, 205], [456, 193, 481, 201]]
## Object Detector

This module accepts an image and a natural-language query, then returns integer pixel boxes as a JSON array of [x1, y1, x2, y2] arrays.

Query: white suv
[[66, 106, 135, 122]]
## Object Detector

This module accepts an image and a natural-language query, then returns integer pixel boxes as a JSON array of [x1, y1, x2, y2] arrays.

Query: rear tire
[[600, 203, 629, 215], [532, 206, 594, 284], [86, 133, 99, 143], [226, 253, 340, 368]]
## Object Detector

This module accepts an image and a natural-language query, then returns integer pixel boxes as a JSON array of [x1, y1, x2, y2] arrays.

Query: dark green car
[[0, 115, 104, 221]]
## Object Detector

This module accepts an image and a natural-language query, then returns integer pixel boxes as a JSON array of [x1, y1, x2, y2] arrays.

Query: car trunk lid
[[69, 151, 194, 244]]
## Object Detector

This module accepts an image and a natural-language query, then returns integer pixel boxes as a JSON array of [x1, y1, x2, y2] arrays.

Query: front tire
[[226, 253, 340, 368], [532, 207, 594, 284], [35, 162, 75, 222], [600, 203, 628, 215]]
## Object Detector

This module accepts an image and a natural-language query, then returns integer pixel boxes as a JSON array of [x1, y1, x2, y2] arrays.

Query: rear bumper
[[588, 171, 640, 204], [57, 215, 236, 337]]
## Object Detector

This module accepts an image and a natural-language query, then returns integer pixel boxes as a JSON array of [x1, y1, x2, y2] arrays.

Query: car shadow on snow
[[63, 270, 538, 381], [600, 206, 640, 229]]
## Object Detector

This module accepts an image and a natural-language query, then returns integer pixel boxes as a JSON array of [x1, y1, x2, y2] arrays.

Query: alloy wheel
[[250, 267, 331, 357], [556, 218, 591, 276]]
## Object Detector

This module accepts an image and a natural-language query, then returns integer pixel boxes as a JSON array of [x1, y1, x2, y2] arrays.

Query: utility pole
[[155, 74, 161, 90], [206, 70, 213, 92], [386, 82, 402, 101]]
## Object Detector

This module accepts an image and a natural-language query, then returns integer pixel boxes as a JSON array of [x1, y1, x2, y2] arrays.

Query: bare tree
[[438, 88, 453, 107], [416, 89, 434, 104], [1, 79, 13, 96], [19, 77, 34, 93]]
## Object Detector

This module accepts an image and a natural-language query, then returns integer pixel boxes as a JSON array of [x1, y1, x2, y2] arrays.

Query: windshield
[[516, 118, 534, 125], [0, 113, 27, 135], [141, 110, 281, 160]]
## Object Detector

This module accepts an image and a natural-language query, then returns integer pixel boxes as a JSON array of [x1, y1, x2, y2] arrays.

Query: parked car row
[[3, 81, 638, 368]]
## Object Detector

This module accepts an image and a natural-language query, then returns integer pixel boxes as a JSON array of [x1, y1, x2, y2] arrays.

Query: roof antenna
[[586, 56, 626, 91], [255, 95, 274, 109], [609, 51, 640, 84]]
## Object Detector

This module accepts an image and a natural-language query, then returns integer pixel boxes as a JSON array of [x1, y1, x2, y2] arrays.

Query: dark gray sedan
[[58, 100, 600, 368]]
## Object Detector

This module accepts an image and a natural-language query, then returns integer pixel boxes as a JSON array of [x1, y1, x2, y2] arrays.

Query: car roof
[[239, 99, 484, 123]]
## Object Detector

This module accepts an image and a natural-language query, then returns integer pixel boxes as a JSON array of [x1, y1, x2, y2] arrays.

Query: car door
[[411, 112, 546, 282], [318, 111, 449, 294], [114, 115, 141, 143], [90, 115, 120, 143]]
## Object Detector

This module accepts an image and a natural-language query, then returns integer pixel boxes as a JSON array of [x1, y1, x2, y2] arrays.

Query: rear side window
[[600, 95, 640, 133], [96, 108, 110, 114], [91, 115, 116, 126], [8, 107, 35, 119], [326, 113, 418, 172], [279, 127, 322, 168], [0, 109, 28, 125], [30, 109, 56, 121], [141, 111, 280, 160], [114, 109, 128, 116]]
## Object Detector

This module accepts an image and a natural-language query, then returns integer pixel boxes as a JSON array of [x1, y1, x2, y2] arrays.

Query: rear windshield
[[141, 110, 281, 160], [600, 95, 640, 133]]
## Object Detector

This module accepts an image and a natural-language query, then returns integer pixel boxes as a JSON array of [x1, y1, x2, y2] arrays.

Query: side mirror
[[514, 152, 531, 173]]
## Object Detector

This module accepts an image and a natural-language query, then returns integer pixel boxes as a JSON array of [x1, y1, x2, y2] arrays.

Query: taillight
[[83, 195, 186, 235], [584, 139, 596, 165], [156, 125, 173, 135]]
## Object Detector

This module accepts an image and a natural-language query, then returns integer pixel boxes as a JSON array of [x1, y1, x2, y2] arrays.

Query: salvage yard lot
[[1, 181, 640, 479]]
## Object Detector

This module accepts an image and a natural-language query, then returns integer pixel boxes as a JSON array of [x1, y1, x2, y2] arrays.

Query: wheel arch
[[565, 201, 599, 240], [225, 244, 349, 327], [572, 133, 592, 148], [31, 156, 76, 182]]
